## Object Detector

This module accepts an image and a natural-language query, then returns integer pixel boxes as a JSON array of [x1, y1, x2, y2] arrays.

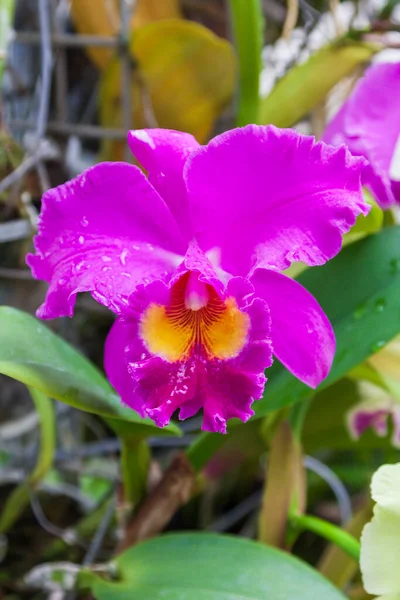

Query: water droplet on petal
[[354, 303, 367, 319], [81, 216, 89, 227], [371, 340, 386, 353], [75, 260, 85, 272], [120, 249, 129, 266], [78, 236, 85, 245], [58, 278, 66, 286], [374, 298, 386, 312]]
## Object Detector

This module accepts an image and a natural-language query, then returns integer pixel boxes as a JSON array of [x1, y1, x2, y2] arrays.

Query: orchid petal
[[251, 269, 335, 387], [184, 124, 368, 275], [27, 163, 186, 318], [128, 128, 199, 238], [104, 317, 145, 416], [346, 382, 400, 448], [361, 505, 400, 596], [371, 463, 400, 517], [323, 62, 400, 207]]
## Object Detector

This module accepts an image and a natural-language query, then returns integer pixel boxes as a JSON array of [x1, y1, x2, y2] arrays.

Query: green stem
[[290, 513, 360, 561], [120, 437, 150, 508], [228, 0, 264, 126], [288, 397, 312, 442]]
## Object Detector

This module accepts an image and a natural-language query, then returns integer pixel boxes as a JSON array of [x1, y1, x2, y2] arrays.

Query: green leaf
[[82, 533, 346, 599], [256, 225, 400, 417], [228, 0, 264, 126], [259, 38, 380, 128], [303, 378, 362, 452], [120, 437, 150, 507], [187, 226, 400, 470], [0, 307, 181, 436], [0, 387, 55, 533]]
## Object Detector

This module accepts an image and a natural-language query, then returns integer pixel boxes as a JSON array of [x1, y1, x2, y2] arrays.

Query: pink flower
[[323, 62, 400, 208], [27, 125, 368, 432], [347, 382, 400, 448]]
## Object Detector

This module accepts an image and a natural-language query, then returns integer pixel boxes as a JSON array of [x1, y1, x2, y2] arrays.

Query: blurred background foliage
[[0, 0, 400, 598]]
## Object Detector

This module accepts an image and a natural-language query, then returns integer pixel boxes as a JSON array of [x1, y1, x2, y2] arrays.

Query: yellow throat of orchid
[[140, 271, 250, 362]]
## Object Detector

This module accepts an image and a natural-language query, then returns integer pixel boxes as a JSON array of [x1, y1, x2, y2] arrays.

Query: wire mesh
[[2, 0, 134, 199]]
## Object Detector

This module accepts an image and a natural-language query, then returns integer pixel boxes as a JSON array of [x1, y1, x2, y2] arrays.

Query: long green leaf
[[0, 307, 180, 436], [81, 533, 346, 599], [259, 38, 379, 128], [256, 225, 400, 417], [228, 0, 264, 126], [188, 226, 400, 470]]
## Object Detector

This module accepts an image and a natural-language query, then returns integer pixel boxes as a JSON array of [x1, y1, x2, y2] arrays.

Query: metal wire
[[37, 0, 52, 141], [82, 496, 116, 566], [3, 0, 135, 197], [304, 455, 353, 524]]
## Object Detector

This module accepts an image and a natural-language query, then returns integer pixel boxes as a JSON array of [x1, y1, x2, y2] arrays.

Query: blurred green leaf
[[0, 0, 15, 83], [0, 307, 181, 436], [228, 0, 264, 126], [256, 225, 400, 417], [188, 226, 400, 470], [350, 191, 383, 236], [303, 378, 361, 452], [120, 437, 150, 508], [349, 360, 400, 401], [81, 533, 346, 599], [303, 376, 400, 452], [259, 39, 380, 128], [0, 387, 55, 533]]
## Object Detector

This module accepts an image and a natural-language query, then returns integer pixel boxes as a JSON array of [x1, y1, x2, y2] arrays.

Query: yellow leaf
[[70, 0, 182, 70], [70, 0, 119, 70], [100, 19, 236, 160], [132, 0, 182, 28]]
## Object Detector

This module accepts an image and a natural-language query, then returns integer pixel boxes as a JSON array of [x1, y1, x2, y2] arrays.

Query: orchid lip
[[139, 271, 250, 363]]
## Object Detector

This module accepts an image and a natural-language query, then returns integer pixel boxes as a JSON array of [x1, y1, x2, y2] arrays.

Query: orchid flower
[[323, 62, 400, 208], [361, 463, 400, 599], [347, 337, 400, 447], [27, 125, 368, 432], [347, 381, 400, 448]]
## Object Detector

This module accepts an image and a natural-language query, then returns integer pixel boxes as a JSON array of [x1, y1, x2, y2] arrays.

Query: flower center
[[140, 271, 250, 362]]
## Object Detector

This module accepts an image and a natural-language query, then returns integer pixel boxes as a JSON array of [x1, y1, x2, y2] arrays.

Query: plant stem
[[228, 0, 264, 126], [290, 513, 360, 561]]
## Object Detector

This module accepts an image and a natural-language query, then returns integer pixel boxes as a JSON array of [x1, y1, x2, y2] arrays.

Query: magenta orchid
[[347, 382, 400, 449], [323, 62, 400, 208], [27, 125, 369, 433]]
